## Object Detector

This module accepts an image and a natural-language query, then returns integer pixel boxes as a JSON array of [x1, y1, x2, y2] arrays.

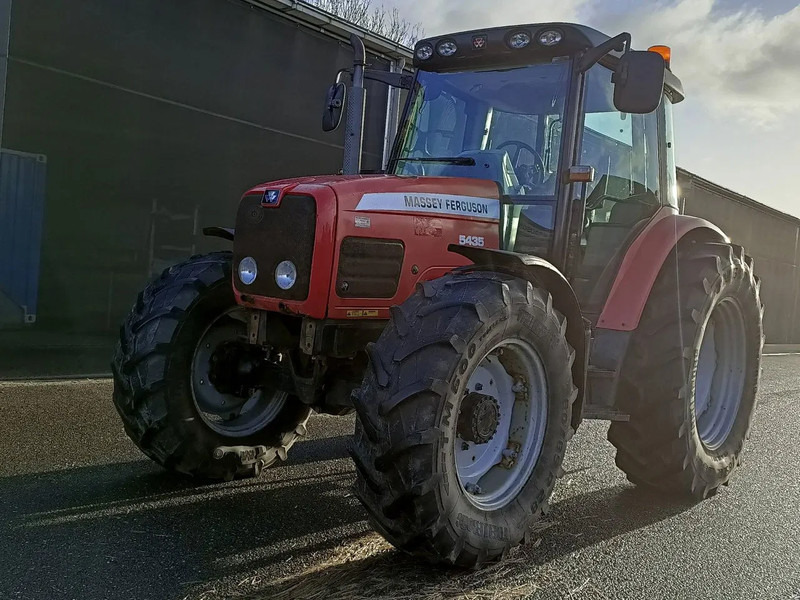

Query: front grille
[[233, 194, 316, 300], [336, 237, 404, 298]]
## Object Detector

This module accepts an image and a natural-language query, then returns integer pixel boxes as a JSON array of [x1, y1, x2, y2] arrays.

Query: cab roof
[[413, 22, 684, 103]]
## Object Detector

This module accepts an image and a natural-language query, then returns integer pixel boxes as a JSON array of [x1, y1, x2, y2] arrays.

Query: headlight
[[238, 257, 258, 285], [275, 260, 297, 290], [416, 44, 434, 60], [538, 30, 562, 46], [436, 40, 458, 57]]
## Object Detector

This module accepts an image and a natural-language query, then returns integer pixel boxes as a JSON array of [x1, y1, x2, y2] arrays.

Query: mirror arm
[[336, 68, 413, 90], [364, 69, 414, 90], [578, 32, 631, 72]]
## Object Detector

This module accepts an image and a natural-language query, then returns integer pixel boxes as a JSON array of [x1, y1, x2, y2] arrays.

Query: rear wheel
[[350, 271, 577, 566], [112, 252, 310, 480], [608, 241, 763, 498]]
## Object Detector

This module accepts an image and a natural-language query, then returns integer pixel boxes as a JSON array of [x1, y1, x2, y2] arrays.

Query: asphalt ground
[[0, 356, 799, 600]]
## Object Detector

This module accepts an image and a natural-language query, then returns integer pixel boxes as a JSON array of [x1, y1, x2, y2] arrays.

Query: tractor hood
[[243, 174, 502, 221], [232, 174, 502, 320]]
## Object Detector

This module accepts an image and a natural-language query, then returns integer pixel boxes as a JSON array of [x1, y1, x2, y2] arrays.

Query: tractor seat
[[608, 197, 656, 225], [435, 150, 521, 195], [572, 197, 658, 307]]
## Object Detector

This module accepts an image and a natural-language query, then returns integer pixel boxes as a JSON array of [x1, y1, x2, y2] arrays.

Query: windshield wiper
[[396, 156, 476, 166]]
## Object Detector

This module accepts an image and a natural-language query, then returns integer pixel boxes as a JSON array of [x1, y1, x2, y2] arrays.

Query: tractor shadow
[[0, 426, 696, 600], [249, 484, 699, 600], [0, 434, 360, 600]]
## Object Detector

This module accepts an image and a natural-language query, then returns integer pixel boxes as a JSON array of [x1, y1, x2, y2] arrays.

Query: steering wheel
[[495, 140, 546, 186]]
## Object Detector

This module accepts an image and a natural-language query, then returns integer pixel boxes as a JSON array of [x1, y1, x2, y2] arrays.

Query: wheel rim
[[191, 308, 287, 437], [454, 339, 548, 511], [695, 299, 747, 450]]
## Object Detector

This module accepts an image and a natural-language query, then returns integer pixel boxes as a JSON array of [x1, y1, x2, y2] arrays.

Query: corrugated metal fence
[[680, 168, 800, 344]]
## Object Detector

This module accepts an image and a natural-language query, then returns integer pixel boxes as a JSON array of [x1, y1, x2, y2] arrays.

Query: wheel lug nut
[[465, 483, 482, 494]]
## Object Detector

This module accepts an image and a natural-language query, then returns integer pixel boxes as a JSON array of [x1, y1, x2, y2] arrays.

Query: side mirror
[[322, 82, 347, 132], [612, 51, 666, 114]]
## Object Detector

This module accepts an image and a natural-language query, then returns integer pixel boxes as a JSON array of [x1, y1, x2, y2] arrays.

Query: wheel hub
[[457, 393, 500, 444], [190, 308, 289, 438], [208, 341, 267, 398]]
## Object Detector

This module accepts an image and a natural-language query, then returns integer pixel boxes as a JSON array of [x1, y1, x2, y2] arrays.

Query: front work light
[[416, 43, 434, 60], [507, 31, 531, 49], [437, 40, 458, 56], [538, 30, 562, 46], [275, 260, 297, 290]]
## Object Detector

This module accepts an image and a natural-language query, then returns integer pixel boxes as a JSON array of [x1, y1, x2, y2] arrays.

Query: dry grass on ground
[[235, 528, 607, 600]]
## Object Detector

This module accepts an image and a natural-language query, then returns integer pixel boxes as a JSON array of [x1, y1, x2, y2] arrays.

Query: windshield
[[391, 61, 571, 198]]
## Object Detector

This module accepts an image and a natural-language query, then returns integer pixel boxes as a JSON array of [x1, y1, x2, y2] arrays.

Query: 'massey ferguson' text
[[403, 194, 490, 216]]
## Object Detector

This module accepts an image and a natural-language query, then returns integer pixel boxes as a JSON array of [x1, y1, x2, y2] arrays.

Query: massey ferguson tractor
[[112, 23, 763, 566]]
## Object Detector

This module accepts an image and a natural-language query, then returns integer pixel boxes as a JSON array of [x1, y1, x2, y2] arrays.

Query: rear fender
[[597, 211, 727, 331], [449, 245, 588, 430]]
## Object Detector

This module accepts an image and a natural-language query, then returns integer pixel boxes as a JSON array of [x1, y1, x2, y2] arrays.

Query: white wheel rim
[[455, 338, 549, 511], [695, 299, 747, 450]]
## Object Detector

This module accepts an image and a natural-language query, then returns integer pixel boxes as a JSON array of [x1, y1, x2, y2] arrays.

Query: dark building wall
[[679, 169, 800, 344], [0, 0, 391, 376], [1, 1, 799, 378]]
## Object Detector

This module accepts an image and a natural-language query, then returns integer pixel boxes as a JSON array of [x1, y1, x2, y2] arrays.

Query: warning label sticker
[[346, 309, 380, 318]]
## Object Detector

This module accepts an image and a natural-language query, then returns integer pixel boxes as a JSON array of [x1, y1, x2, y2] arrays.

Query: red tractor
[[112, 23, 763, 566]]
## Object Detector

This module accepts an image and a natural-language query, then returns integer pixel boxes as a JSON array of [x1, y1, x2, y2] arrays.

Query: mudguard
[[449, 244, 588, 429], [597, 211, 727, 331]]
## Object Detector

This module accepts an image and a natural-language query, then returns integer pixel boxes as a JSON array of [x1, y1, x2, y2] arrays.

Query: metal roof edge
[[678, 167, 800, 226], [241, 0, 414, 61]]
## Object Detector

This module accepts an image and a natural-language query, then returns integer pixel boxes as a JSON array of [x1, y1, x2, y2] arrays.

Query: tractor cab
[[386, 24, 683, 312]]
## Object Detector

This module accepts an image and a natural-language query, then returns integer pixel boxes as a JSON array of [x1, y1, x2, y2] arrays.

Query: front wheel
[[112, 252, 310, 480], [350, 271, 577, 567]]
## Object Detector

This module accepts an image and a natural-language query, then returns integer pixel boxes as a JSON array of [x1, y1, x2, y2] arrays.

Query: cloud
[[584, 0, 800, 123], [389, 0, 588, 36], [394, 0, 800, 123]]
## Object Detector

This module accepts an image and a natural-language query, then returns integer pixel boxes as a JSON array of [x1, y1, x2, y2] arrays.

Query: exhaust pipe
[[342, 34, 366, 175]]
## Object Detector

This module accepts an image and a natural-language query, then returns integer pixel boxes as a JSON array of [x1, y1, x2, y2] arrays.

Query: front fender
[[203, 226, 235, 241], [449, 244, 588, 430]]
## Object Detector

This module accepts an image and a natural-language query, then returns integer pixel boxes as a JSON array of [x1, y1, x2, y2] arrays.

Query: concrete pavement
[[0, 356, 799, 599]]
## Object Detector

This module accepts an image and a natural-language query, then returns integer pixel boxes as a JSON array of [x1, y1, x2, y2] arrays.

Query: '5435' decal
[[458, 235, 485, 247]]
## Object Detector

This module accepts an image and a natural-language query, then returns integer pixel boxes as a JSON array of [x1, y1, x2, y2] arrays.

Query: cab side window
[[581, 64, 661, 226], [572, 63, 662, 307]]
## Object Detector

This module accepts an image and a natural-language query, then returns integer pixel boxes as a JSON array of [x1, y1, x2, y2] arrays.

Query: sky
[[384, 0, 800, 217]]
